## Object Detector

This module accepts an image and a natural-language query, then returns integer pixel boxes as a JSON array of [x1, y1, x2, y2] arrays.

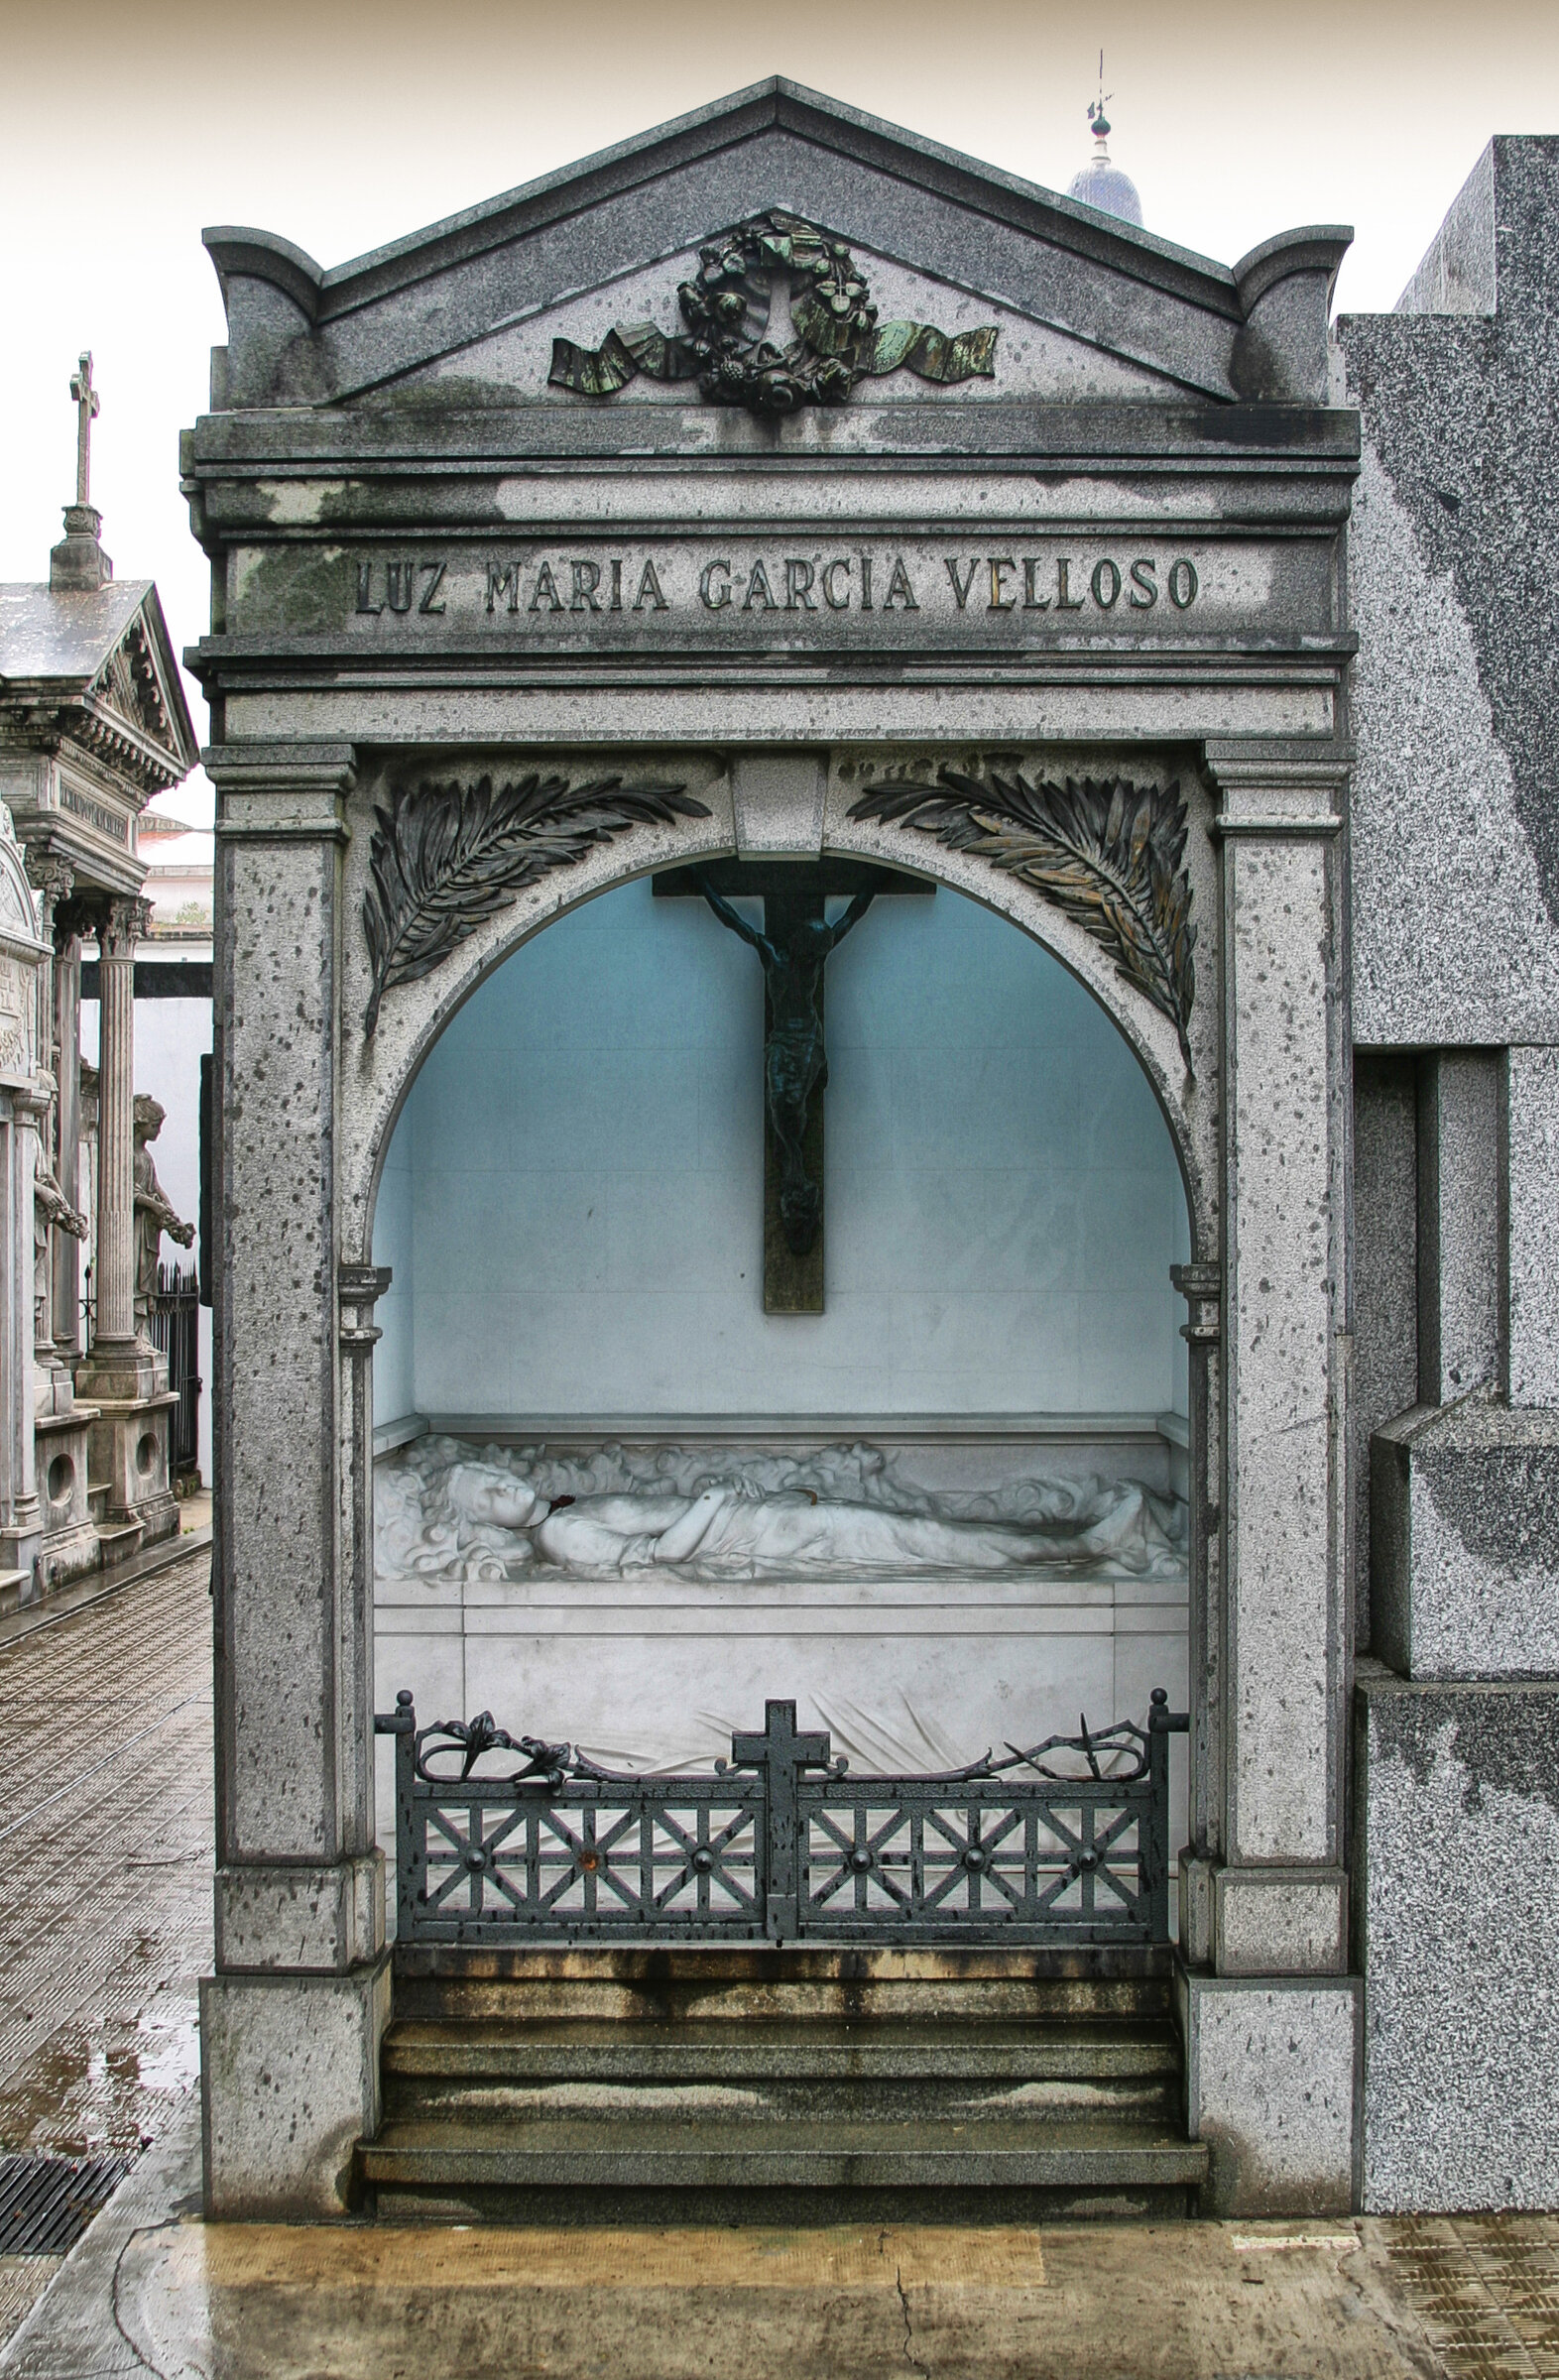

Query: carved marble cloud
[[375, 1436, 1187, 1588]]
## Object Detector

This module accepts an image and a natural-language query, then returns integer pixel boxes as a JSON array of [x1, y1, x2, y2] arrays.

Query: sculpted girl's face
[[445, 1467, 541, 1530]]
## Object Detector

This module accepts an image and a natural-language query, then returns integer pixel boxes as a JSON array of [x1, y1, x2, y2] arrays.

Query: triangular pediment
[[0, 580, 196, 797], [399, 225, 1179, 408], [205, 80, 1351, 415], [84, 590, 198, 791]]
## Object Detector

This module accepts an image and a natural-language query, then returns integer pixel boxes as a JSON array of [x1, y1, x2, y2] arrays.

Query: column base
[[1177, 1963, 1360, 2215], [72, 1350, 180, 1549], [200, 1952, 392, 2219]]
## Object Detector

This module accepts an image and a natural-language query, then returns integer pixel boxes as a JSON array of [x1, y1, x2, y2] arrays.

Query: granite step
[[365, 1990, 1202, 2221], [359, 2112, 1209, 2224], [392, 1944, 1178, 2029], [383, 2015, 1183, 2083]]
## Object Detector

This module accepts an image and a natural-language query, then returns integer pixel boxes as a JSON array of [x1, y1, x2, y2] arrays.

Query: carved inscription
[[351, 547, 1207, 626], [60, 784, 130, 842]]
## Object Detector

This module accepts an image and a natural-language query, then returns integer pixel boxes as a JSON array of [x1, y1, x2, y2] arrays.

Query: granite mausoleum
[[185, 86, 1559, 2221]]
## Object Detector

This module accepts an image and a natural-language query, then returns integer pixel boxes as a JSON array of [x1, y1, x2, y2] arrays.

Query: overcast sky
[[6, 0, 1557, 823]]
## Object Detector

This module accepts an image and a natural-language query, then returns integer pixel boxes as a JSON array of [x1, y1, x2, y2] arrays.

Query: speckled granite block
[[1179, 1969, 1359, 2216], [1373, 1398, 1559, 1680], [1340, 138, 1559, 1047], [1356, 1671, 1559, 2210]]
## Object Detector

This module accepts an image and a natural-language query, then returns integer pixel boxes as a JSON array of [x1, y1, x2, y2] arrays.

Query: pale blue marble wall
[[375, 878, 1187, 1421], [373, 1102, 416, 1426]]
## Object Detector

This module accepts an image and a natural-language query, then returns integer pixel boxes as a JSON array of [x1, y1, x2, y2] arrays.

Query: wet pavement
[[0, 1541, 1557, 2378], [2, 2136, 1557, 2380], [0, 1546, 212, 2354]]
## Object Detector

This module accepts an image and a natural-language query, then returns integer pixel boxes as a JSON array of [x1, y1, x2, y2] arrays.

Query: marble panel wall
[[374, 878, 1188, 1424]]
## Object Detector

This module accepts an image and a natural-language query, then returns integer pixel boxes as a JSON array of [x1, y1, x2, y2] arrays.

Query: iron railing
[[147, 1261, 200, 1474], [376, 1690, 1188, 1949]]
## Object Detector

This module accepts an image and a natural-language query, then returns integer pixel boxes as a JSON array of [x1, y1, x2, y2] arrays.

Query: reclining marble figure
[[377, 1440, 1185, 1585]]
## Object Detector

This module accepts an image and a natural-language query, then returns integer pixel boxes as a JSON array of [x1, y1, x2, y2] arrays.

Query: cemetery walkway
[[0, 1543, 211, 2353], [0, 1540, 1555, 2378]]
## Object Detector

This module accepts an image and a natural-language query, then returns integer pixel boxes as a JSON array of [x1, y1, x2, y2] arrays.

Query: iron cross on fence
[[69, 353, 99, 509], [726, 1699, 837, 1941]]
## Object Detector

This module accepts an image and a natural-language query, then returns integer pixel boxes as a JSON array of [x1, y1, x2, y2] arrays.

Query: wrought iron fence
[[376, 1690, 1188, 1949], [147, 1261, 200, 1475]]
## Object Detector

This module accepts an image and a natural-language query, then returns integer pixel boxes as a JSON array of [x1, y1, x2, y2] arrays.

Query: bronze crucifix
[[654, 859, 932, 1312]]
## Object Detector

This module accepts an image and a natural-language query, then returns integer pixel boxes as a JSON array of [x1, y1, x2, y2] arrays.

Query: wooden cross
[[69, 353, 99, 509], [655, 858, 932, 1313], [728, 1700, 834, 1941]]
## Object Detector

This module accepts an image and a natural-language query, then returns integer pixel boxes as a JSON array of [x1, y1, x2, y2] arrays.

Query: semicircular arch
[[339, 755, 1219, 1268]]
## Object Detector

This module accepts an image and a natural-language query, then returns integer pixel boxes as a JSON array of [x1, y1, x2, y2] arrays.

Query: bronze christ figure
[[698, 878, 875, 1256]]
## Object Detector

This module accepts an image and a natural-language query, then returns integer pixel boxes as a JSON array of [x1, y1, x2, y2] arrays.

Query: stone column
[[91, 897, 145, 1351], [197, 742, 388, 2221], [1177, 746, 1360, 2217], [1171, 1259, 1224, 1968], [25, 861, 71, 1364], [53, 915, 82, 1361]]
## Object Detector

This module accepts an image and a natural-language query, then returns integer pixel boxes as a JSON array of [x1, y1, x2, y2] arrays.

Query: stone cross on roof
[[50, 350, 111, 592], [69, 353, 99, 510]]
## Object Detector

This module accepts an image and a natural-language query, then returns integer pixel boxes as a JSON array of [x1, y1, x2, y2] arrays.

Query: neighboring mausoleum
[[0, 356, 199, 1602], [184, 85, 1559, 2224]]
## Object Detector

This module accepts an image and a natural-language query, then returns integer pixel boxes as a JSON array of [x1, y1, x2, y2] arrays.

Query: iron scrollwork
[[549, 210, 999, 418], [847, 767, 1197, 1069], [361, 771, 712, 1033]]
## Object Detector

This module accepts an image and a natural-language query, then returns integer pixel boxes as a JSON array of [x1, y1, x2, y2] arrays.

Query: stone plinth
[[35, 1405, 100, 1590], [74, 1341, 180, 1551], [1355, 1667, 1559, 2210], [1177, 1968, 1360, 2215]]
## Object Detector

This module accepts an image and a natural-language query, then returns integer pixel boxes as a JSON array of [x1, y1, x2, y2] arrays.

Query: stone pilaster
[[1500, 1045, 1559, 1407], [1204, 746, 1353, 1969], [198, 740, 387, 2220], [1178, 745, 1358, 2216], [1417, 1050, 1500, 1404]]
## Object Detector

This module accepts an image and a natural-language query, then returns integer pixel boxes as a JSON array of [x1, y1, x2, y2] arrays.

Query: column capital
[[209, 740, 354, 846], [100, 894, 151, 955], [1202, 741, 1350, 839], [1171, 1260, 1223, 1345], [25, 854, 73, 914], [338, 1263, 391, 1355]]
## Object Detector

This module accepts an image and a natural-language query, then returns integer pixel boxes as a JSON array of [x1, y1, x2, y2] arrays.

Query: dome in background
[[1067, 101, 1143, 229]]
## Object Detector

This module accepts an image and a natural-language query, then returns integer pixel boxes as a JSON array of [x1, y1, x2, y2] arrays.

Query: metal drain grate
[[0, 2155, 131, 2254]]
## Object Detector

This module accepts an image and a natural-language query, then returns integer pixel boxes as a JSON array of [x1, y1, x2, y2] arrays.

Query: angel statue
[[133, 1095, 194, 1344], [34, 1153, 87, 1349]]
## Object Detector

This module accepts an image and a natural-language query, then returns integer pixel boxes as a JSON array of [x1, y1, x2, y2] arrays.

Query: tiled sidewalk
[[0, 1547, 212, 2353]]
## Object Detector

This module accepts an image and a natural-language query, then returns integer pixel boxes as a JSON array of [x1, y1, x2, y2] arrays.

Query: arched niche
[[342, 745, 1220, 1279], [360, 776, 1205, 1798]]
